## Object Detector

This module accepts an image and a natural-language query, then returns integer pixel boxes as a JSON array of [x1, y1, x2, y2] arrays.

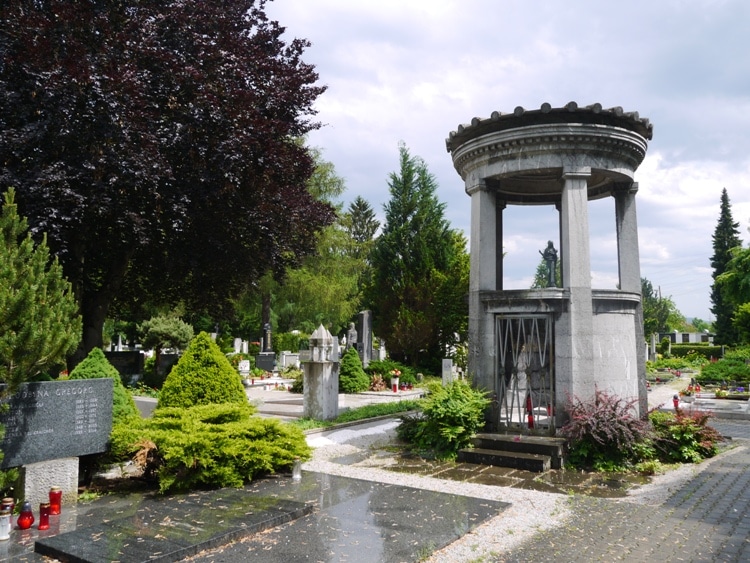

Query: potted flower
[[679, 385, 695, 403]]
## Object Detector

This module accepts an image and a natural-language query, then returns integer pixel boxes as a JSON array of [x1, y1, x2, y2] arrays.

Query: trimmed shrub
[[110, 402, 310, 493], [560, 389, 652, 471], [157, 332, 247, 409], [397, 380, 489, 460], [69, 347, 139, 423], [339, 347, 369, 393]]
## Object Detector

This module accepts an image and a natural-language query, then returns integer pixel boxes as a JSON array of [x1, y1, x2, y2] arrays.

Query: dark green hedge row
[[670, 345, 723, 360]]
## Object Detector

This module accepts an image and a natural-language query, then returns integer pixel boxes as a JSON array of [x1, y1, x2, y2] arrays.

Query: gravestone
[[0, 379, 113, 506], [442, 359, 454, 385], [256, 352, 276, 372], [356, 310, 373, 367], [104, 351, 144, 384], [0, 379, 113, 468]]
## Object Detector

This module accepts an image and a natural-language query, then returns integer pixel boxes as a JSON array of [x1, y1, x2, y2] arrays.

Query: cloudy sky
[[266, 0, 750, 322]]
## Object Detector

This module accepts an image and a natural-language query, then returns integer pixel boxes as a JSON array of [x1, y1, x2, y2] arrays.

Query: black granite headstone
[[104, 351, 144, 380], [0, 379, 113, 468], [255, 352, 276, 372]]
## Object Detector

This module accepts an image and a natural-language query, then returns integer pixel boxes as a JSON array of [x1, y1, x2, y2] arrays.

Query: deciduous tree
[[0, 1, 333, 365]]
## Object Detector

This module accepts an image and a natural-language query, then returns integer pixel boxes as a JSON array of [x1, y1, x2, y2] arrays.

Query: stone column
[[615, 182, 648, 417], [614, 183, 641, 292], [467, 180, 499, 392], [468, 180, 499, 292], [557, 167, 595, 417]]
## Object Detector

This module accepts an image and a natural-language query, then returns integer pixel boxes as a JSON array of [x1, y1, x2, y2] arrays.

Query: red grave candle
[[49, 487, 62, 515]]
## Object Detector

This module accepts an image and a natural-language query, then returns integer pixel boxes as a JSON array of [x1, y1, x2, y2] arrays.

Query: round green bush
[[69, 347, 139, 423], [157, 332, 247, 409], [339, 347, 369, 393]]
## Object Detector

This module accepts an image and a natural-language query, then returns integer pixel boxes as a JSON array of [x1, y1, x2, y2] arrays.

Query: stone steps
[[457, 432, 568, 472]]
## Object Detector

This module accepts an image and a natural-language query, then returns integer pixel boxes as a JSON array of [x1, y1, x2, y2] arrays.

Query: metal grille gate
[[495, 315, 554, 432]]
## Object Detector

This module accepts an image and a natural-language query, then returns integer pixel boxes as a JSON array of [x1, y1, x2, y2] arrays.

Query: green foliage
[[561, 389, 652, 471], [273, 332, 306, 355], [272, 150, 362, 336], [642, 278, 685, 336], [69, 348, 139, 424], [334, 400, 420, 423], [733, 302, 750, 345], [290, 369, 304, 393], [138, 315, 194, 353], [0, 468, 19, 499], [0, 188, 81, 388], [711, 188, 743, 345], [697, 353, 750, 383], [294, 400, 421, 431], [157, 332, 247, 409], [339, 347, 370, 393], [649, 410, 722, 463], [670, 345, 722, 360], [366, 144, 468, 368], [396, 380, 490, 460], [110, 402, 310, 493], [365, 359, 417, 385], [659, 337, 671, 356]]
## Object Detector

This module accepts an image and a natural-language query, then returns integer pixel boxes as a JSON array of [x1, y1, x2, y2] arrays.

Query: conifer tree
[[710, 188, 743, 345], [0, 189, 80, 388], [367, 144, 468, 369]]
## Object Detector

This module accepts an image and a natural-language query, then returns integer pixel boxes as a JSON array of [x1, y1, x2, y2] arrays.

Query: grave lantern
[[309, 325, 335, 362], [303, 325, 339, 420]]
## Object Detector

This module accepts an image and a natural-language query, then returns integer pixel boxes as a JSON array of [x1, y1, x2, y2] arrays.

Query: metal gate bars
[[495, 315, 554, 432]]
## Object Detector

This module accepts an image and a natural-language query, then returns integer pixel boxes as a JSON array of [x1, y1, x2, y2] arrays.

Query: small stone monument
[[442, 358, 454, 385], [303, 325, 339, 420]]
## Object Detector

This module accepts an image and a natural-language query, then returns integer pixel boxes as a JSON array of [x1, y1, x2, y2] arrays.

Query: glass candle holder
[[38, 503, 50, 530], [0, 510, 10, 541], [0, 499, 13, 528], [49, 487, 62, 515], [16, 501, 34, 530], [292, 458, 302, 481]]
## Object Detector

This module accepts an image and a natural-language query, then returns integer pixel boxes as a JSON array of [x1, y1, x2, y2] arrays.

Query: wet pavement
[[17, 471, 506, 563]]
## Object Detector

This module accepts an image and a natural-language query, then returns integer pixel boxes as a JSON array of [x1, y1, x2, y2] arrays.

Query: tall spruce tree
[[367, 144, 467, 369], [0, 189, 81, 388], [710, 188, 743, 345]]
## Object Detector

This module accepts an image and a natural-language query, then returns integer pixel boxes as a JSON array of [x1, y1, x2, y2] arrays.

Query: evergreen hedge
[[670, 344, 722, 360], [157, 332, 247, 409]]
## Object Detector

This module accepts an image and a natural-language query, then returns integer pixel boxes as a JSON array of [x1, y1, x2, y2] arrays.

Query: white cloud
[[267, 0, 750, 321]]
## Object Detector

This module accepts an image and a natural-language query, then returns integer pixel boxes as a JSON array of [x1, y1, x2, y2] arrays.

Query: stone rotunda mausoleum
[[446, 102, 653, 433]]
